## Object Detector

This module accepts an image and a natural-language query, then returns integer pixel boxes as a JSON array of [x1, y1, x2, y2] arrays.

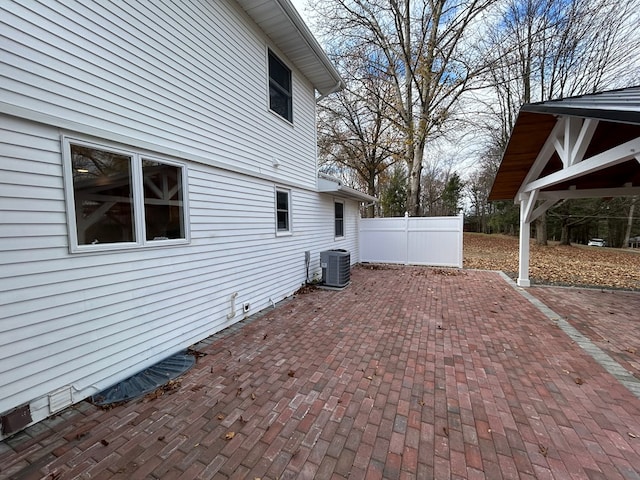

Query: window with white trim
[[63, 138, 188, 252], [335, 201, 344, 237], [268, 50, 292, 122], [275, 188, 291, 234]]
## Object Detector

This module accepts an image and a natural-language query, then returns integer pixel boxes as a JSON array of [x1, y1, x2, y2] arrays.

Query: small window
[[276, 188, 291, 233], [142, 159, 186, 241], [64, 139, 188, 251], [268, 50, 292, 122], [335, 201, 344, 237]]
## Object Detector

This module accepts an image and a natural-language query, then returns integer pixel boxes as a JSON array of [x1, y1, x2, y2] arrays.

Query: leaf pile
[[464, 233, 640, 290]]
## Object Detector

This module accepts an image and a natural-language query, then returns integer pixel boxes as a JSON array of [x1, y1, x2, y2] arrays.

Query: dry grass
[[464, 232, 640, 290]]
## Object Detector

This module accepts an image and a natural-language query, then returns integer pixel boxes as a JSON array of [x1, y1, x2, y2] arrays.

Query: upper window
[[275, 188, 291, 234], [335, 201, 344, 237], [268, 50, 292, 122], [63, 139, 188, 252]]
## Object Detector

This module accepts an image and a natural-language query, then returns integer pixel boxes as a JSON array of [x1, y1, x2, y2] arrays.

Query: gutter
[[315, 80, 344, 103]]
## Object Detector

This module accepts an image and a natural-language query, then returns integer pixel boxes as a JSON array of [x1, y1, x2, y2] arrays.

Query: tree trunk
[[406, 148, 424, 216], [559, 221, 570, 245], [535, 215, 548, 245], [623, 197, 636, 247], [366, 175, 376, 218]]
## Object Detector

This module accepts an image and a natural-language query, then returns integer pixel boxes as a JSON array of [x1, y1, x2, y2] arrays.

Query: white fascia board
[[522, 136, 640, 193]]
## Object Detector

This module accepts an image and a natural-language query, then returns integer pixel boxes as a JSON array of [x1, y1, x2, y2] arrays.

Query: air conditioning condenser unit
[[320, 249, 350, 288]]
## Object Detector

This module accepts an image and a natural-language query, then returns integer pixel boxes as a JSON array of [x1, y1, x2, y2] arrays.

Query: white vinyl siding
[[0, 116, 361, 435], [0, 0, 318, 189]]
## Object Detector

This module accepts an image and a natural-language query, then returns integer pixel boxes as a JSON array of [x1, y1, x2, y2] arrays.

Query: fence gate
[[359, 213, 463, 267]]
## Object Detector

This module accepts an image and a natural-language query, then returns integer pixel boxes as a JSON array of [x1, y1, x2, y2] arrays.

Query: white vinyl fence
[[359, 213, 463, 267]]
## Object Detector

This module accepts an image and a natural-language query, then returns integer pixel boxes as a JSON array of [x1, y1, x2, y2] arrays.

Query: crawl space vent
[[90, 351, 195, 406]]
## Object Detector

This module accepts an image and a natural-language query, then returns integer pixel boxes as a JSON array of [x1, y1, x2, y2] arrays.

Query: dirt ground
[[463, 232, 640, 290]]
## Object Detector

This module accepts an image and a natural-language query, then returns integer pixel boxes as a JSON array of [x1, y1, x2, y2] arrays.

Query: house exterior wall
[[0, 0, 318, 188], [0, 0, 359, 438]]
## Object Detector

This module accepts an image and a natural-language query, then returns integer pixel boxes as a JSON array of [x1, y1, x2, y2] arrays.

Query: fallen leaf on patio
[[158, 436, 165, 441], [225, 432, 235, 440], [419, 400, 426, 406], [574, 377, 584, 385], [443, 427, 449, 437], [263, 334, 268, 340], [100, 439, 109, 446], [236, 388, 243, 396], [217, 414, 225, 420], [562, 369, 570, 374], [251, 393, 256, 400], [366, 376, 373, 380], [539, 444, 548, 457], [625, 347, 637, 354], [288, 370, 296, 377], [628, 432, 637, 438]]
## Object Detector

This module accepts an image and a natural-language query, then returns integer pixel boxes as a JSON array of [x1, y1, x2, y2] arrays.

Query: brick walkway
[[2, 266, 640, 479], [530, 286, 640, 382]]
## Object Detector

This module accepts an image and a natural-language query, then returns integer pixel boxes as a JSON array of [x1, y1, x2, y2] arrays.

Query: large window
[[63, 139, 188, 252], [275, 188, 291, 234], [335, 201, 344, 237], [268, 50, 292, 122]]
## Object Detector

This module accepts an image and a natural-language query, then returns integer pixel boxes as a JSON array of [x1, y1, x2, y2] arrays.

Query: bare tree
[[472, 0, 640, 241], [313, 0, 499, 216], [317, 49, 401, 217]]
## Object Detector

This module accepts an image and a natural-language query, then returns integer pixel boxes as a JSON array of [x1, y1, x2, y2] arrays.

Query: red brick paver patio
[[1, 266, 640, 479], [530, 287, 640, 381]]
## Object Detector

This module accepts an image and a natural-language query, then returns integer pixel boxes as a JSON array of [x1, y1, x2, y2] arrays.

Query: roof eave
[[522, 104, 640, 125], [235, 0, 345, 95], [317, 175, 377, 203]]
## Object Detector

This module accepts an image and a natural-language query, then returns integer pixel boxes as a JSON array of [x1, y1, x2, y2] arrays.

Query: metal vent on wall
[[320, 249, 350, 287]]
